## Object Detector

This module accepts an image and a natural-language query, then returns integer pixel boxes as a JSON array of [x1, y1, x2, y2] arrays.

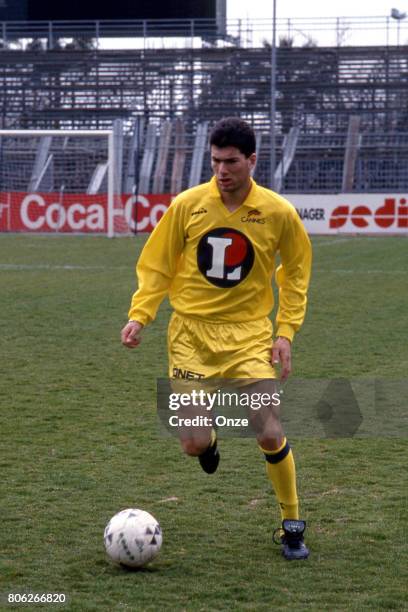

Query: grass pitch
[[0, 234, 407, 611]]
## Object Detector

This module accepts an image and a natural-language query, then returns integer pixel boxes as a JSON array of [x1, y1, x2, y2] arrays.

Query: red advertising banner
[[0, 192, 108, 233], [0, 192, 173, 234], [1, 191, 407, 235]]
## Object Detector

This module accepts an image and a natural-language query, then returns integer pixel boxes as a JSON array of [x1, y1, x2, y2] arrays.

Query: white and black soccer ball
[[104, 508, 162, 568]]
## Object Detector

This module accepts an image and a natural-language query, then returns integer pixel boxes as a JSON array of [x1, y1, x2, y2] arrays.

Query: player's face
[[211, 145, 256, 194]]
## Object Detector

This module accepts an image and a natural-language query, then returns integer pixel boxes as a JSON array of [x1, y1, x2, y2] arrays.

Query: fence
[[0, 17, 408, 193]]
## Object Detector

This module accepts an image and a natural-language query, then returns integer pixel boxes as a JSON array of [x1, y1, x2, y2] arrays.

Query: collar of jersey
[[209, 176, 260, 210]]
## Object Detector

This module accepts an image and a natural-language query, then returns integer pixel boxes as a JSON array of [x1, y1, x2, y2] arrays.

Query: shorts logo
[[173, 368, 205, 379], [197, 227, 254, 288]]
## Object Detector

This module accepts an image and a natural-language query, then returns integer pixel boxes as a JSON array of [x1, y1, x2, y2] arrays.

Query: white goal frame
[[0, 129, 119, 237]]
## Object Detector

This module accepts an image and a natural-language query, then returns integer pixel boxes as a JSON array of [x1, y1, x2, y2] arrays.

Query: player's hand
[[271, 336, 292, 382], [121, 320, 144, 348]]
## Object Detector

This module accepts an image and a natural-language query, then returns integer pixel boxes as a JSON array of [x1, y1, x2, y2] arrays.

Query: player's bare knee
[[256, 423, 284, 449], [180, 437, 211, 456]]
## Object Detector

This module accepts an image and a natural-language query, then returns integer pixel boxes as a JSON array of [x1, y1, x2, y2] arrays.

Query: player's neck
[[220, 180, 252, 212]]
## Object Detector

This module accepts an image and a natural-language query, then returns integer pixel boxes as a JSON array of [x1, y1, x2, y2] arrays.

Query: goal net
[[0, 129, 130, 237]]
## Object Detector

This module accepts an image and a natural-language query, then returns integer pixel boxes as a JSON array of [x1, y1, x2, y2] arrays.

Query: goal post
[[0, 128, 128, 237]]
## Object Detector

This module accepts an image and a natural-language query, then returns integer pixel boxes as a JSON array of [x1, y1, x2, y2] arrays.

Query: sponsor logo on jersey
[[241, 209, 266, 224], [197, 227, 254, 288], [191, 207, 208, 216]]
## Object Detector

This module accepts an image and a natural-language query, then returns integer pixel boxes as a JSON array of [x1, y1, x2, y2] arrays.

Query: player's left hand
[[271, 336, 292, 382]]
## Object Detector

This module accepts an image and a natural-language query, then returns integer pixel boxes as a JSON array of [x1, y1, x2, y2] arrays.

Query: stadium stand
[[0, 17, 407, 193]]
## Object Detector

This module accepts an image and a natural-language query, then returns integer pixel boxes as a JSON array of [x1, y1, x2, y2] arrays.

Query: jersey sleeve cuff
[[127, 311, 151, 326], [275, 323, 296, 342]]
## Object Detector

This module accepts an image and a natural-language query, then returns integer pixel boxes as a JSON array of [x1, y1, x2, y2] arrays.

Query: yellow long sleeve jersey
[[128, 177, 312, 342]]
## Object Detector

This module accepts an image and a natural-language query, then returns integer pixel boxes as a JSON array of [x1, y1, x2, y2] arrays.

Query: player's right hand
[[121, 320, 144, 348]]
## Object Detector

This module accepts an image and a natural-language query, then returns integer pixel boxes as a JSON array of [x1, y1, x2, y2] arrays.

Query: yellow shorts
[[168, 312, 276, 380]]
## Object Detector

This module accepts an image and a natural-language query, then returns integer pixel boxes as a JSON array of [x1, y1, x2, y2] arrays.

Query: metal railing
[[1, 16, 408, 50]]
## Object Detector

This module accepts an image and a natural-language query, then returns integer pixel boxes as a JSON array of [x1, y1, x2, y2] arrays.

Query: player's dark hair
[[209, 117, 256, 158]]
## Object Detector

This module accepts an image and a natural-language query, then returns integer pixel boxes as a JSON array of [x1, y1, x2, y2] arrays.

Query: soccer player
[[121, 117, 312, 560]]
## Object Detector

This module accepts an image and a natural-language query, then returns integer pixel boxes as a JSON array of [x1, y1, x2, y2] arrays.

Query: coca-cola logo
[[330, 198, 408, 229], [0, 192, 172, 233], [119, 195, 168, 232], [20, 194, 105, 231]]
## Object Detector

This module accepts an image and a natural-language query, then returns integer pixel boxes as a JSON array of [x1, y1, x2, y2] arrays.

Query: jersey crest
[[197, 227, 254, 287]]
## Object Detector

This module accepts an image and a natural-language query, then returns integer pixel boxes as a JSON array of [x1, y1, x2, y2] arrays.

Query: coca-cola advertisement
[[0, 192, 172, 234], [0, 191, 407, 235]]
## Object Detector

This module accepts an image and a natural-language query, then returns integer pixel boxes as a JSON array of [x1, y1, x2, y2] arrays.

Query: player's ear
[[248, 152, 256, 173]]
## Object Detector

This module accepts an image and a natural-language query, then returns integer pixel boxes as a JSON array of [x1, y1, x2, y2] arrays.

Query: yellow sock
[[259, 438, 299, 521]]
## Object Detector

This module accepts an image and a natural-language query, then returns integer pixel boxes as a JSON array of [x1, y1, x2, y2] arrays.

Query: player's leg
[[175, 403, 219, 474], [244, 378, 299, 520], [244, 379, 309, 560], [222, 317, 309, 560], [180, 423, 219, 474], [167, 313, 220, 473], [220, 319, 300, 521]]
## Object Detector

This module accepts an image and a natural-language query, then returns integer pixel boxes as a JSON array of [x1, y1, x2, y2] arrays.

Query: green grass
[[0, 234, 407, 611]]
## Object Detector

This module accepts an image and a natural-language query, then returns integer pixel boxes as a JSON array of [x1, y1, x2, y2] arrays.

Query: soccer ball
[[104, 508, 162, 568]]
